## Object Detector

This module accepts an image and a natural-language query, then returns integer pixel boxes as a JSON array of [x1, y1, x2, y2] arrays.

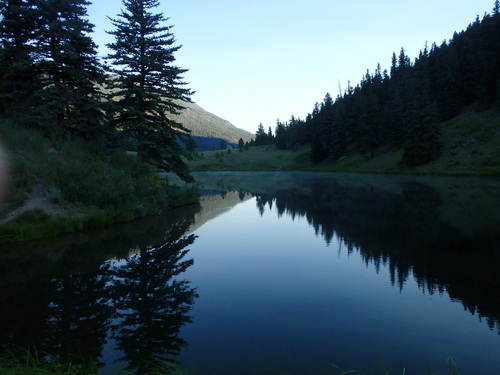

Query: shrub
[[0, 119, 199, 243]]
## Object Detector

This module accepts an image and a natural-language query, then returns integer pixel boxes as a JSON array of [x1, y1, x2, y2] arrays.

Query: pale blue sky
[[88, 0, 495, 133]]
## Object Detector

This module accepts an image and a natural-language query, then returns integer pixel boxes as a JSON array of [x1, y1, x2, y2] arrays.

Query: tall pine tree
[[106, 0, 194, 182], [275, 119, 287, 150], [33, 0, 105, 139], [0, 0, 39, 120], [402, 50, 442, 166], [329, 106, 347, 161], [254, 123, 267, 146]]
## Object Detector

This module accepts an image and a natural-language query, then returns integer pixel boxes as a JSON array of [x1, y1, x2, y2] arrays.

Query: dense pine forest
[[254, 3, 500, 168]]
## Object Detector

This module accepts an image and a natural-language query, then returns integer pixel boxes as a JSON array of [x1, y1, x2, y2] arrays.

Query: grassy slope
[[102, 78, 253, 144], [188, 109, 500, 176], [173, 100, 253, 143], [189, 145, 312, 172]]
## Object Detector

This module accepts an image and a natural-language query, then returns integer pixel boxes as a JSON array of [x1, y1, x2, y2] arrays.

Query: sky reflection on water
[[177, 183, 500, 375]]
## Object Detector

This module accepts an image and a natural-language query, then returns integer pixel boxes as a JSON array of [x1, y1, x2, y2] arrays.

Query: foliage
[[0, 0, 39, 120], [0, 0, 196, 182], [253, 6, 500, 169], [106, 0, 194, 182], [254, 123, 270, 146], [33, 0, 106, 139], [0, 0, 107, 140], [0, 120, 198, 243], [0, 352, 464, 375], [402, 51, 443, 166], [0, 349, 192, 374], [188, 106, 500, 176]]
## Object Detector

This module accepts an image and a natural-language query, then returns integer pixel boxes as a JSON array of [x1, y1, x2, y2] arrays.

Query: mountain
[[173, 100, 253, 150]]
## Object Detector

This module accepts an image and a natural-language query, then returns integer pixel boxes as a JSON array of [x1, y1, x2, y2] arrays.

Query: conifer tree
[[33, 0, 105, 138], [106, 0, 194, 182], [254, 123, 267, 146], [275, 120, 287, 150], [357, 69, 386, 158], [329, 107, 346, 161], [267, 126, 274, 145], [310, 94, 333, 162], [437, 46, 462, 120], [402, 53, 442, 166], [0, 0, 39, 120]]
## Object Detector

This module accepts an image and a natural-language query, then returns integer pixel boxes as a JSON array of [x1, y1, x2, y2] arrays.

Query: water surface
[[1, 172, 499, 374]]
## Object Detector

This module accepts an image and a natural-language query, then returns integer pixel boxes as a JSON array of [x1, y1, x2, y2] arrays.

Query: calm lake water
[[1, 172, 500, 375]]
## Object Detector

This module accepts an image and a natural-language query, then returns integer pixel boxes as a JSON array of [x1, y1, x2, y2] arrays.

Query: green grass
[[0, 356, 185, 375], [433, 109, 500, 175], [0, 354, 463, 375], [0, 119, 198, 243], [0, 346, 201, 375], [189, 145, 312, 172], [0, 345, 464, 375], [187, 109, 500, 177]]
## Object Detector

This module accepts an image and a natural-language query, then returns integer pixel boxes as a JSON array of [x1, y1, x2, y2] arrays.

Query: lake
[[1, 172, 499, 374]]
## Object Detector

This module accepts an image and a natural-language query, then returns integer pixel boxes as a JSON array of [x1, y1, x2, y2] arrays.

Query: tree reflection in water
[[44, 265, 113, 366], [0, 204, 200, 372], [252, 176, 500, 333], [110, 224, 198, 373]]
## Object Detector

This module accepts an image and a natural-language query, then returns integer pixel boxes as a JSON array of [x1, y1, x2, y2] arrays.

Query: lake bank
[[0, 120, 199, 243], [187, 144, 500, 177], [187, 109, 500, 177], [2, 103, 499, 243]]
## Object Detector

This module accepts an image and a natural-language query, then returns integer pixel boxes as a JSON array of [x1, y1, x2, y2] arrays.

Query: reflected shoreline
[[1, 171, 499, 374], [188, 172, 500, 333]]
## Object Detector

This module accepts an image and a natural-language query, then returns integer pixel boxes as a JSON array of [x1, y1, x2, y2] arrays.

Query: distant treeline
[[192, 136, 237, 152], [254, 4, 500, 167]]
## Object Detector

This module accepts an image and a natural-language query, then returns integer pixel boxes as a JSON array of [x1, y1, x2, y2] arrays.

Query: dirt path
[[0, 184, 68, 225]]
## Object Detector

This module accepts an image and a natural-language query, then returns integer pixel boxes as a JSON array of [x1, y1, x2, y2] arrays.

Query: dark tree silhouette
[[33, 0, 105, 138], [256, 5, 499, 167], [402, 50, 442, 166], [110, 218, 198, 373], [106, 0, 194, 181], [0, 0, 39, 121]]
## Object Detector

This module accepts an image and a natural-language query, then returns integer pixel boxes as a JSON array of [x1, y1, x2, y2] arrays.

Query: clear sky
[[88, 0, 495, 134]]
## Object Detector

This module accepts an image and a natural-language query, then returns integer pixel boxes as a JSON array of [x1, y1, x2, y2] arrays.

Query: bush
[[0, 119, 199, 243]]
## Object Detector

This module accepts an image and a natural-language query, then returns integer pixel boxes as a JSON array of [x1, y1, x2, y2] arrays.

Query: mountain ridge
[[173, 100, 253, 146]]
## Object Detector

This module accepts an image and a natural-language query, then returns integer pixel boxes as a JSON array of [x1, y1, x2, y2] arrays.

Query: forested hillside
[[254, 4, 500, 170]]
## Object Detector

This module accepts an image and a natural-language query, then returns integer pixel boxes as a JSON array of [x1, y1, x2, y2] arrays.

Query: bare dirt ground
[[0, 184, 69, 225]]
